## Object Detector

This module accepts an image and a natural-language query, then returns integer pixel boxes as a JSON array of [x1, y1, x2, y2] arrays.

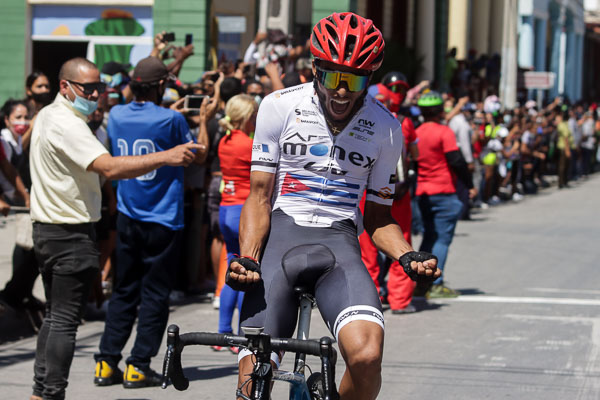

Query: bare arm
[[228, 171, 275, 284], [364, 200, 439, 278], [265, 62, 285, 91], [87, 141, 205, 180], [363, 201, 413, 260]]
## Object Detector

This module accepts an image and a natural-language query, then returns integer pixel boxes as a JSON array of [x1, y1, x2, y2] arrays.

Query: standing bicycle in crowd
[[227, 12, 439, 400], [28, 57, 204, 400]]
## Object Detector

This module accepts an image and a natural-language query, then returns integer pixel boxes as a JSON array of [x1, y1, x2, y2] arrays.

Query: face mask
[[12, 121, 29, 135], [503, 115, 512, 125], [67, 82, 98, 116], [87, 119, 102, 132], [444, 107, 453, 114], [32, 92, 53, 106], [254, 95, 262, 106]]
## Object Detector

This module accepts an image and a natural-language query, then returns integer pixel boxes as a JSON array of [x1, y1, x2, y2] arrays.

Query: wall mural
[[32, 5, 153, 71]]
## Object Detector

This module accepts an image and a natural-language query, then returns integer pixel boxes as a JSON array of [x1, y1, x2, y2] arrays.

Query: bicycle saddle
[[281, 244, 336, 295]]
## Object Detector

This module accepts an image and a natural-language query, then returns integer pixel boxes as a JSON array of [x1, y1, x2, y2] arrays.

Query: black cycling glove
[[225, 256, 262, 292], [399, 251, 438, 283]]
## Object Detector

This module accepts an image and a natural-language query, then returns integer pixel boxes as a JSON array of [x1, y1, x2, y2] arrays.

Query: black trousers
[[32, 222, 99, 400], [96, 213, 182, 370]]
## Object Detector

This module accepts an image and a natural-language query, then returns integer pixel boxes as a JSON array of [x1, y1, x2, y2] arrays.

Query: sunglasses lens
[[320, 70, 339, 90], [318, 68, 368, 92], [85, 83, 106, 94], [344, 74, 369, 92]]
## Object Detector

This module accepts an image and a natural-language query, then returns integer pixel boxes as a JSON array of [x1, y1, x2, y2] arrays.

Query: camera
[[185, 34, 193, 46], [184, 94, 206, 110], [163, 32, 175, 42]]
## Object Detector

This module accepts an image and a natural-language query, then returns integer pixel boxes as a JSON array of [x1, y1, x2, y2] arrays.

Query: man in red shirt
[[360, 72, 420, 313], [415, 91, 476, 298]]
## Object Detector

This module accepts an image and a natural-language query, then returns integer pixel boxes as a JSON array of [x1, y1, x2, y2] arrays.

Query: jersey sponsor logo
[[294, 108, 318, 117], [358, 118, 375, 128], [296, 117, 319, 125], [258, 156, 274, 162], [330, 145, 376, 168], [275, 86, 303, 98], [351, 126, 375, 135], [303, 161, 347, 176], [252, 144, 269, 152], [282, 133, 328, 156], [309, 144, 329, 156], [349, 132, 371, 142]]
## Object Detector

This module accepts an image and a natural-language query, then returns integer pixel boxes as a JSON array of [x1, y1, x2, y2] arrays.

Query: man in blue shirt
[[94, 56, 207, 388]]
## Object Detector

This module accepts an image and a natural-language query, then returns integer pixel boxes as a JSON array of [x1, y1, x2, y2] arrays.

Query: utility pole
[[499, 0, 518, 109], [557, 0, 567, 96]]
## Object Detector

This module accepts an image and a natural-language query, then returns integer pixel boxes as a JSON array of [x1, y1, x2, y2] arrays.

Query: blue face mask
[[67, 82, 98, 116]]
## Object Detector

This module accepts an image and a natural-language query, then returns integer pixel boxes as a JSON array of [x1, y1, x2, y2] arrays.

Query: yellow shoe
[[123, 364, 163, 388], [94, 360, 123, 386]]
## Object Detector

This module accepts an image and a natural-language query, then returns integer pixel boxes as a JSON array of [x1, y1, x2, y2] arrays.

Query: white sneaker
[[480, 202, 490, 210], [489, 196, 501, 205], [212, 296, 220, 309], [512, 192, 524, 201]]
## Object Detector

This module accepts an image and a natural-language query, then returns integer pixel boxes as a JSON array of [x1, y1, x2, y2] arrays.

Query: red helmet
[[310, 12, 384, 72]]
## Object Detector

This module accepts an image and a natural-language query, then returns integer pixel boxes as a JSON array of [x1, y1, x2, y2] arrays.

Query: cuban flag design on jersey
[[280, 173, 360, 208]]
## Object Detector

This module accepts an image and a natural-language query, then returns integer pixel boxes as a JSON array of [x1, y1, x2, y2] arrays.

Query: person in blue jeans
[[213, 94, 257, 353], [414, 92, 476, 298]]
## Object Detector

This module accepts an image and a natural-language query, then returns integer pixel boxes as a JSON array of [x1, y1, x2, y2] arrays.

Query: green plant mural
[[84, 9, 145, 72]]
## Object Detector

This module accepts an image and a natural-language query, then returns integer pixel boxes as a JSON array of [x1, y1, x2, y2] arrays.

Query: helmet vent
[[363, 36, 376, 49], [345, 35, 357, 62], [349, 14, 358, 29], [326, 24, 339, 44], [328, 41, 339, 60], [312, 34, 324, 53]]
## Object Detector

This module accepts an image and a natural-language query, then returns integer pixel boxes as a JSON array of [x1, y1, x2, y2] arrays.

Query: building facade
[[0, 0, 588, 105]]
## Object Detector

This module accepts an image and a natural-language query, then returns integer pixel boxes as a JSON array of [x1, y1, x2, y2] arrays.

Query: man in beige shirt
[[29, 57, 204, 400]]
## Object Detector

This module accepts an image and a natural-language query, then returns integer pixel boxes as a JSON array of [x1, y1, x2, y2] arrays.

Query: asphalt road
[[1, 174, 599, 399]]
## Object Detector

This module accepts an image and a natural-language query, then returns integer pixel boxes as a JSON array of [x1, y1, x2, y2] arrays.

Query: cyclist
[[228, 12, 439, 400]]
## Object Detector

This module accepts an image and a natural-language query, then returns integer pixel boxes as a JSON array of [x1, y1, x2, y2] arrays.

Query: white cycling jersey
[[251, 83, 404, 227]]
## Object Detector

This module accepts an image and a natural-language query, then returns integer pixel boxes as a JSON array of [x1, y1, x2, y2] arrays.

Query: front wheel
[[306, 372, 324, 400]]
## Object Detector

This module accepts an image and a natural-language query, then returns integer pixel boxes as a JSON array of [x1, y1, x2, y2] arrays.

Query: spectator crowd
[[0, 26, 599, 398]]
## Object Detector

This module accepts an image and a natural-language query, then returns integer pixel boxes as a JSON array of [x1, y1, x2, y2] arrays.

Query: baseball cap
[[101, 61, 131, 75], [132, 56, 169, 84]]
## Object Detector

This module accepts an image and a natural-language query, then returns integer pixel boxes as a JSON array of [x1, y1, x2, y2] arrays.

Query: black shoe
[[123, 364, 162, 388], [94, 360, 123, 386]]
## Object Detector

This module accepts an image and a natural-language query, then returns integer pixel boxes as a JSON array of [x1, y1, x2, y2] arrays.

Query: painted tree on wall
[[85, 9, 144, 71]]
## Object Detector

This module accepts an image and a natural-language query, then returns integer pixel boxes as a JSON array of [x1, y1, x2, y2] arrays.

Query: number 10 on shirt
[[117, 138, 157, 181]]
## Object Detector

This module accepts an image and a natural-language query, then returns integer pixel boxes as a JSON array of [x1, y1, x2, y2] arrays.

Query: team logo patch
[[253, 144, 269, 152]]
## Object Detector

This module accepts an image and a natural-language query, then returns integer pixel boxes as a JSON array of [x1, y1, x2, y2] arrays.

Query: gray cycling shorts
[[239, 209, 384, 341]]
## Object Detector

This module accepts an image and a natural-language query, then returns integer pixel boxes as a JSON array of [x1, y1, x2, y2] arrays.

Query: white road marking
[[430, 295, 600, 306], [528, 287, 600, 296]]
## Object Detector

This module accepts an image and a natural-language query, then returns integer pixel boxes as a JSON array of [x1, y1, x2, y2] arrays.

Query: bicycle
[[161, 244, 340, 400]]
